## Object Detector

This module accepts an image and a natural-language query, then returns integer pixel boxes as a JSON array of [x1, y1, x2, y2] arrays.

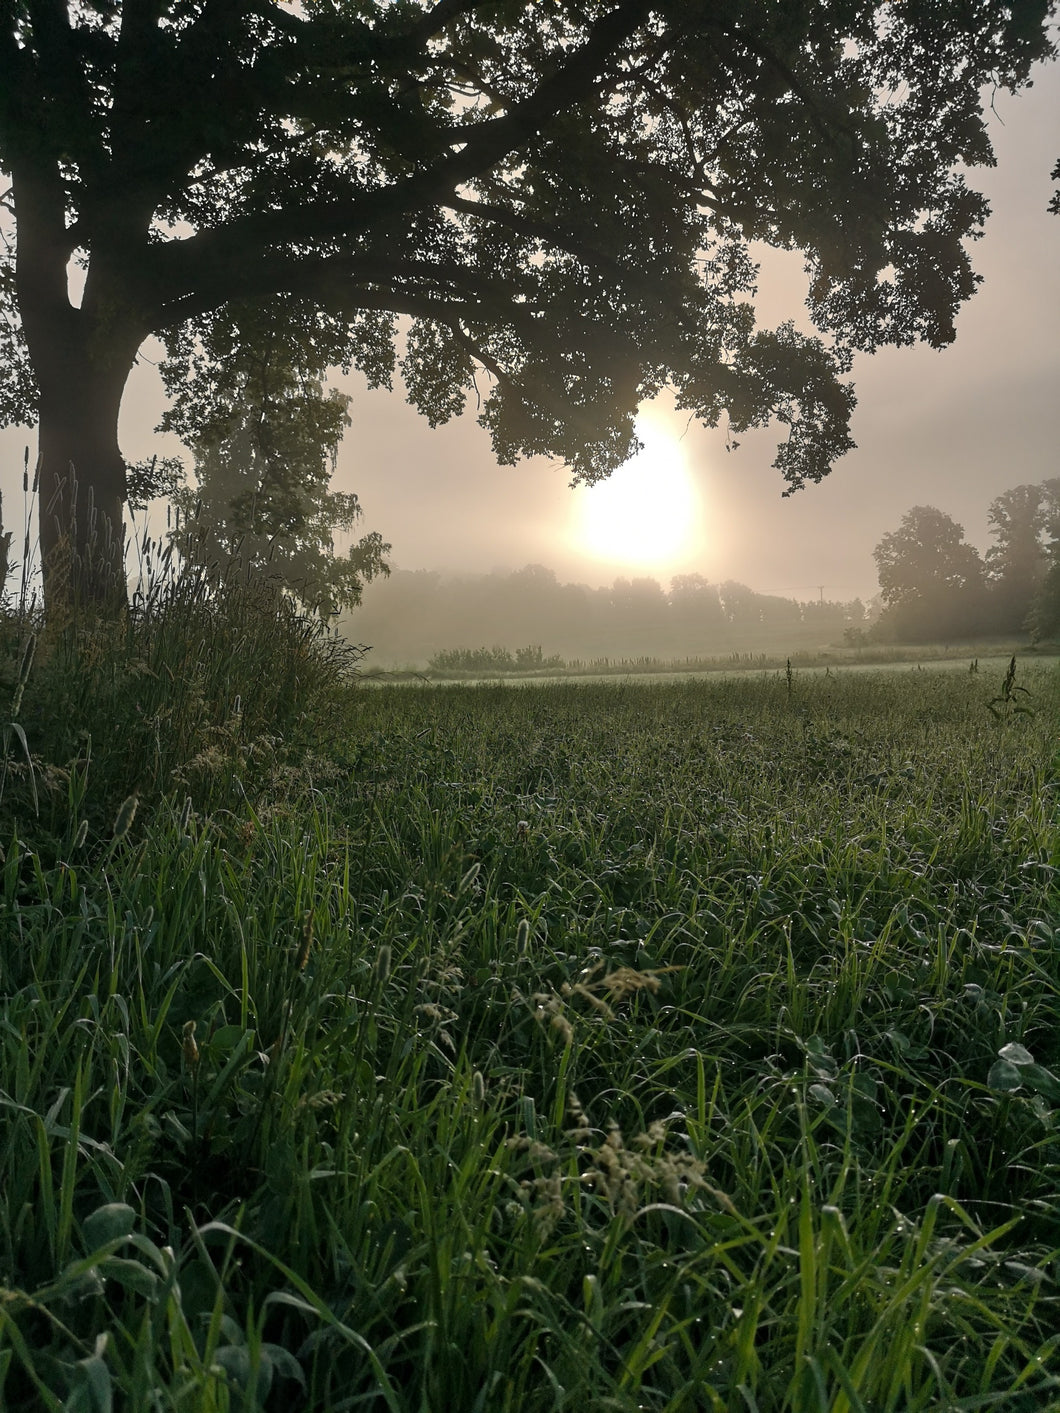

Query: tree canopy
[[871, 481, 1060, 643], [984, 480, 1058, 632], [873, 504, 986, 640], [0, 0, 1055, 604]]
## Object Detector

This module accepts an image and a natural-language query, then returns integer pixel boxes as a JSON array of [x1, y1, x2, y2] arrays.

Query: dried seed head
[[601, 967, 665, 1000], [182, 1020, 199, 1069], [565, 1092, 591, 1136], [72, 819, 89, 851], [516, 918, 530, 954], [570, 983, 615, 1019], [550, 1012, 574, 1044]]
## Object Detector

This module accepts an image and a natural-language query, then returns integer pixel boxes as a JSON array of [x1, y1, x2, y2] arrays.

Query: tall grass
[[0, 549, 365, 853], [1, 619, 1058, 1408]]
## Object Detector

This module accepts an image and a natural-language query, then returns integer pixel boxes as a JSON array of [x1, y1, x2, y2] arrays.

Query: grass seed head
[[296, 914, 313, 971], [566, 982, 615, 1018], [374, 943, 392, 986], [550, 1012, 574, 1043], [601, 967, 663, 1000], [181, 1020, 199, 1069], [112, 793, 139, 840], [566, 1093, 591, 1137], [529, 1174, 564, 1240]]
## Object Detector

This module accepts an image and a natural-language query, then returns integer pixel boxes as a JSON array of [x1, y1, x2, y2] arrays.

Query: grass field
[[1, 618, 1058, 1409], [390, 652, 1060, 690], [402, 642, 1059, 685]]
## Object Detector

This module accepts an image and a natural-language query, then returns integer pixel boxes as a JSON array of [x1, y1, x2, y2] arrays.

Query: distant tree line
[[870, 479, 1060, 643], [341, 565, 871, 668]]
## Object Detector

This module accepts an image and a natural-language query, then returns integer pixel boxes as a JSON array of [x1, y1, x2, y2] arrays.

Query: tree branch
[[442, 193, 700, 312], [158, 250, 544, 338], [145, 0, 654, 308]]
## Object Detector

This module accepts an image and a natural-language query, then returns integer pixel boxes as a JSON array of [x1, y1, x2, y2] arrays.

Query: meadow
[[411, 642, 1057, 684], [1, 587, 1058, 1410]]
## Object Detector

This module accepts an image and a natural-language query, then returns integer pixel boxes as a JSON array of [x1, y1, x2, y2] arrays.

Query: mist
[[341, 566, 873, 669]]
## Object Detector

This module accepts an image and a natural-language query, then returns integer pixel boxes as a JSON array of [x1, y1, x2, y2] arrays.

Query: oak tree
[[1, 0, 1054, 607]]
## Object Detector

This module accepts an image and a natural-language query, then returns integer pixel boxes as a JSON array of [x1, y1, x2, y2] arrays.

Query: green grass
[[1, 611, 1058, 1409], [376, 639, 1058, 683]]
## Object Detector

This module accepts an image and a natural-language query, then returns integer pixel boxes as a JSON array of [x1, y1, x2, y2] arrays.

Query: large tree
[[873, 504, 987, 641], [985, 481, 1049, 631], [1, 0, 1054, 607]]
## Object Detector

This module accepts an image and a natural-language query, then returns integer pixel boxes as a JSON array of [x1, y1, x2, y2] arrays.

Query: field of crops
[[2, 659, 1059, 1410]]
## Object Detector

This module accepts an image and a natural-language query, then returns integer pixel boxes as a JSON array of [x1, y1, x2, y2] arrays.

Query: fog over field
[[341, 566, 874, 669]]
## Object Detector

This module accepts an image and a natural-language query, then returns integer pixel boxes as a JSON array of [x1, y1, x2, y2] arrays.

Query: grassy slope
[[1, 651, 1059, 1410]]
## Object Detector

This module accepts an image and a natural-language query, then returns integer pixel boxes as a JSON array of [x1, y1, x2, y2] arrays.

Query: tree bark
[[12, 158, 144, 616], [34, 343, 134, 616]]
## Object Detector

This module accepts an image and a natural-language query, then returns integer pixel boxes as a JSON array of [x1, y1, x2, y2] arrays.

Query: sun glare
[[573, 418, 700, 572]]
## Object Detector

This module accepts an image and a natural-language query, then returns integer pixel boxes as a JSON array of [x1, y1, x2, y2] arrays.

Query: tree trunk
[[32, 327, 140, 617], [13, 167, 143, 616]]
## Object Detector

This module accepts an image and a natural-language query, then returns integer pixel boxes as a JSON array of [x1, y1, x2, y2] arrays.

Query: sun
[[573, 417, 700, 572]]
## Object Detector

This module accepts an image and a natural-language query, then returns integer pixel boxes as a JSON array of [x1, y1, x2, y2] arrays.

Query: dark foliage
[[2, 1, 1055, 605]]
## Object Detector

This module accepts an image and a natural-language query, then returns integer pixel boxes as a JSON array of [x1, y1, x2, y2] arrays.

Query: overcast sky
[[2, 62, 1057, 606]]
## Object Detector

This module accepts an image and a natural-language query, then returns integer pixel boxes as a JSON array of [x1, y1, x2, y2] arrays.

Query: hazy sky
[[2, 63, 1057, 606]]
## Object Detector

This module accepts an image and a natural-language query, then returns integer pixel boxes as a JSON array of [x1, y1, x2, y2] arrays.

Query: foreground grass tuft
[[1, 624, 1058, 1409]]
